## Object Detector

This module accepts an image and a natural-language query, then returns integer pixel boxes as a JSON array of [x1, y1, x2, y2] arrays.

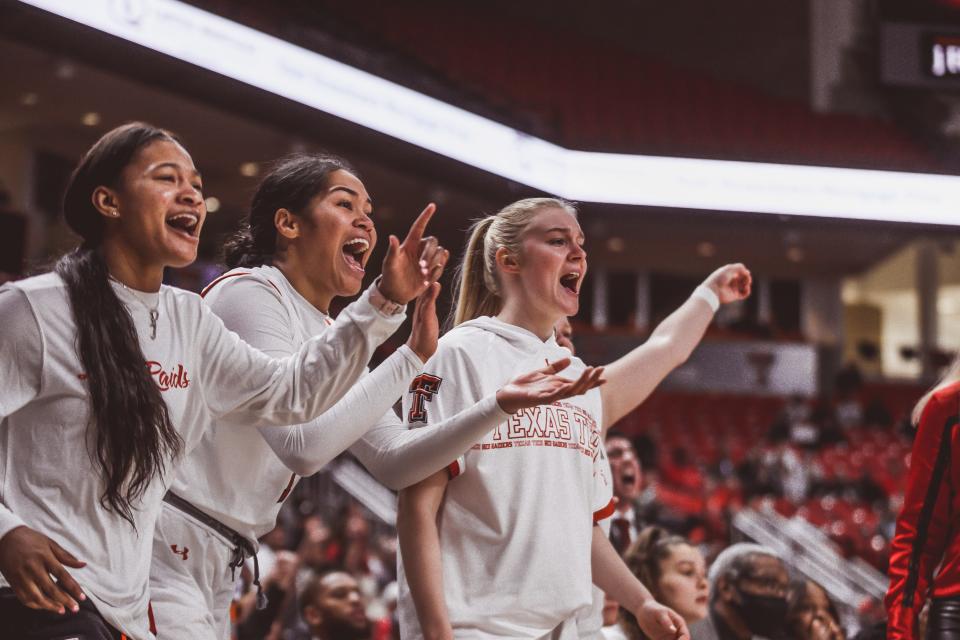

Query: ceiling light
[[204, 196, 221, 213], [55, 61, 76, 80], [81, 112, 101, 126], [20, 92, 38, 106], [696, 241, 716, 258], [239, 162, 259, 177], [606, 237, 625, 253]]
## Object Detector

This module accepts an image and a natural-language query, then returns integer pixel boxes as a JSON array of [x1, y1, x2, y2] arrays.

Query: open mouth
[[166, 212, 200, 238], [342, 237, 370, 273], [621, 470, 638, 488], [560, 271, 581, 295]]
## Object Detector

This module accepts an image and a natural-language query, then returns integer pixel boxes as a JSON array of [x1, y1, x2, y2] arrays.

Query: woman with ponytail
[[147, 155, 601, 639], [396, 197, 752, 640], [0, 122, 445, 640], [886, 354, 960, 640]]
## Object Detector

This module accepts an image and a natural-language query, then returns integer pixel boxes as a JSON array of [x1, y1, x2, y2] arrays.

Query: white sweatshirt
[[171, 266, 510, 543], [0, 272, 404, 639], [397, 316, 615, 640]]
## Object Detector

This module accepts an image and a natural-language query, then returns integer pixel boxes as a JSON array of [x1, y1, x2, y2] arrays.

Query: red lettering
[[146, 361, 190, 391], [507, 412, 525, 439], [523, 407, 545, 438], [556, 411, 571, 440], [408, 374, 442, 423], [543, 406, 561, 438]]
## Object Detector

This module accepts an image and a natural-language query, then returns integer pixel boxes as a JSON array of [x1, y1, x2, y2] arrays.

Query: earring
[[111, 210, 119, 217]]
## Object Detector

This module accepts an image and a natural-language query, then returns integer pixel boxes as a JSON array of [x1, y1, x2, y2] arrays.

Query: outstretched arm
[[600, 264, 751, 428], [353, 359, 604, 489]]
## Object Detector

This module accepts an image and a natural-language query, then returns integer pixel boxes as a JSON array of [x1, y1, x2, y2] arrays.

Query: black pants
[[0, 588, 124, 640], [930, 596, 960, 640]]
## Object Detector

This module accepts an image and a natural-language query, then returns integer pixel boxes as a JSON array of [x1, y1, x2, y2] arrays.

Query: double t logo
[[408, 373, 442, 423]]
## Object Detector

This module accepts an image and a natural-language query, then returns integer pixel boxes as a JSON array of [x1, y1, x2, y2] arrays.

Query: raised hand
[[634, 600, 690, 640], [703, 263, 752, 304], [379, 204, 450, 304], [495, 358, 606, 415], [0, 525, 87, 614], [407, 282, 441, 363]]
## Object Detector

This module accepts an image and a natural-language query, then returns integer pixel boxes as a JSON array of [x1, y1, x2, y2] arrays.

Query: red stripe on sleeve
[[200, 272, 251, 298], [593, 498, 616, 524]]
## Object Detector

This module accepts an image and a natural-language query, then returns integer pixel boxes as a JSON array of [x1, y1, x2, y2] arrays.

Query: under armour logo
[[170, 544, 189, 560], [408, 373, 442, 423]]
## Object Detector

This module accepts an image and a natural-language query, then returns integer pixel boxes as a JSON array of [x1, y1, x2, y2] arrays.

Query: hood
[[458, 315, 560, 355]]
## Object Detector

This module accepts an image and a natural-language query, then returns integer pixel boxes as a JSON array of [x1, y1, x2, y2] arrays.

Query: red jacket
[[886, 382, 960, 639]]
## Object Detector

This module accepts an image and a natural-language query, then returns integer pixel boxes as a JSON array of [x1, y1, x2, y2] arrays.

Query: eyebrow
[[148, 161, 202, 181], [543, 226, 585, 241], [329, 185, 373, 205]]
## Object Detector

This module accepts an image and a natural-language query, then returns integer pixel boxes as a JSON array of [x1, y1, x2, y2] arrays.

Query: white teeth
[[343, 238, 370, 254], [167, 213, 198, 233]]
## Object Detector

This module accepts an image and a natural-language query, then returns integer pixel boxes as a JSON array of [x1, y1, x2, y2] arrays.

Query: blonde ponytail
[[912, 351, 960, 425], [450, 216, 501, 327], [448, 197, 577, 328]]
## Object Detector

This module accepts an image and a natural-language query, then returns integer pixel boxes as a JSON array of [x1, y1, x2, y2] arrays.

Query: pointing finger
[[402, 203, 437, 250]]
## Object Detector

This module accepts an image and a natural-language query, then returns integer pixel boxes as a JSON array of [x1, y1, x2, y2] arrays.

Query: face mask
[[731, 588, 788, 638]]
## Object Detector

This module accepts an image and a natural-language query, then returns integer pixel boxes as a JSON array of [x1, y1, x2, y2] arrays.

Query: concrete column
[[592, 268, 608, 329], [917, 240, 940, 383], [757, 276, 772, 326], [634, 271, 650, 330]]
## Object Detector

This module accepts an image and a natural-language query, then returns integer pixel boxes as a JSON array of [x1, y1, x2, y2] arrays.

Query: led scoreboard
[[879, 0, 960, 88]]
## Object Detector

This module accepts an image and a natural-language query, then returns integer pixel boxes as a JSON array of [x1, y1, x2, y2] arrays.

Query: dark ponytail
[[223, 154, 356, 268], [58, 122, 184, 528]]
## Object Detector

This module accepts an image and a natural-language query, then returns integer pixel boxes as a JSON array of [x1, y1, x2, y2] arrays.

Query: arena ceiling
[[0, 5, 955, 281]]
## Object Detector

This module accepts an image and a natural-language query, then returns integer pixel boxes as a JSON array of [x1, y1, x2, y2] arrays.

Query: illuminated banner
[[17, 0, 960, 224]]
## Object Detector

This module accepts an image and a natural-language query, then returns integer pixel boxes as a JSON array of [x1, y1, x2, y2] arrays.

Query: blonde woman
[[618, 527, 709, 640], [396, 197, 751, 640]]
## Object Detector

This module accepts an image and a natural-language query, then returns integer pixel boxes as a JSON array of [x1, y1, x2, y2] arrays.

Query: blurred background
[[3, 0, 960, 638]]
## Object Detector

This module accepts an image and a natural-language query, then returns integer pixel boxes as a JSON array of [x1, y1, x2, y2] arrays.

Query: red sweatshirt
[[886, 381, 960, 639]]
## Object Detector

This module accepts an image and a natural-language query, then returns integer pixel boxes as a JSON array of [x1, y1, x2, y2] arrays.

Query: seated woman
[[615, 527, 710, 640]]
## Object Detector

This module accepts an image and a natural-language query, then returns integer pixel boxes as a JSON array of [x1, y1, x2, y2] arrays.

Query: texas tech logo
[[170, 545, 189, 561], [408, 373, 442, 423]]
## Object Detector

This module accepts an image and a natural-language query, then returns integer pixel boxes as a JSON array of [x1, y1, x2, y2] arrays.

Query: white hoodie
[[398, 316, 614, 639], [0, 273, 400, 639]]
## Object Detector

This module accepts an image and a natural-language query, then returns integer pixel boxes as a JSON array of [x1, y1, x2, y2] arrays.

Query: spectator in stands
[[886, 357, 960, 640], [607, 430, 646, 554], [297, 570, 371, 640], [691, 543, 790, 640], [617, 527, 709, 640], [785, 578, 844, 640], [236, 550, 300, 640]]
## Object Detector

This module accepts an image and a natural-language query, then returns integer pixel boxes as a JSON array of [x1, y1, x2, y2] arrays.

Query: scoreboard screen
[[927, 34, 960, 78]]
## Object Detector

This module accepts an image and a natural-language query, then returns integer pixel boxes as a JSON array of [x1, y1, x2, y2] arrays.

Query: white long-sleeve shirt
[[0, 272, 403, 639], [172, 266, 509, 543]]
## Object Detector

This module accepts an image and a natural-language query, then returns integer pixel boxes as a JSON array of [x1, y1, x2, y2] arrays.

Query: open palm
[[496, 359, 605, 414]]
